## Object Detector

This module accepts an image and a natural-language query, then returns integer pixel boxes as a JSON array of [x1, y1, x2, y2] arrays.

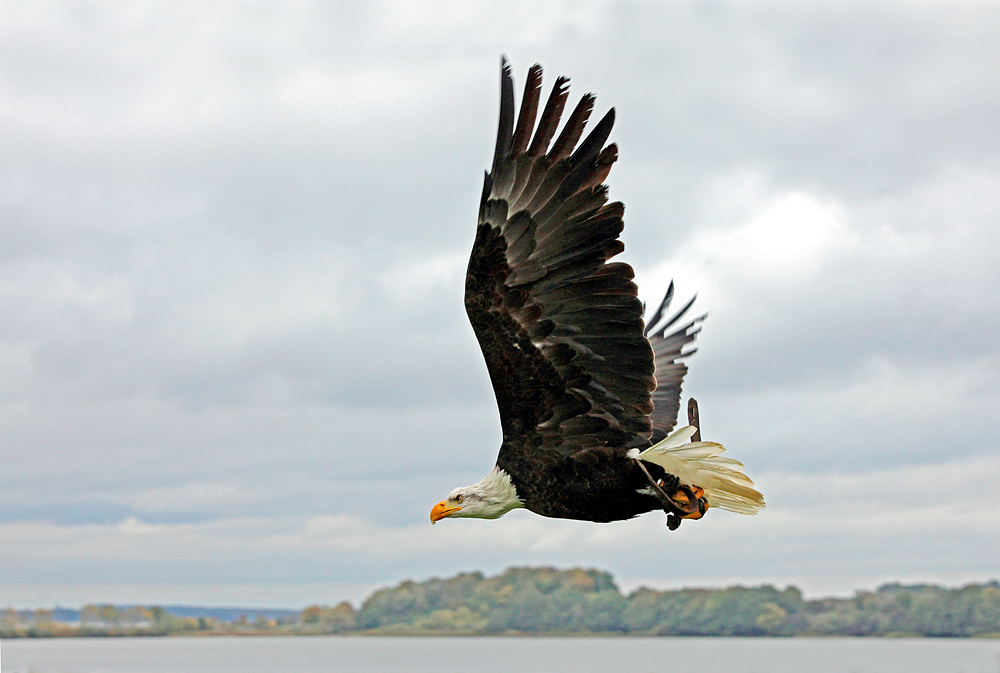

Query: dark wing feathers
[[466, 60, 698, 463], [644, 287, 705, 442], [548, 93, 595, 161], [527, 76, 569, 157], [490, 59, 516, 179], [643, 280, 675, 332], [510, 64, 543, 155]]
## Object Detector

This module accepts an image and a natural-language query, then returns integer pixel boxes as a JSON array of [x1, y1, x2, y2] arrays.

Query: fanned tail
[[638, 426, 765, 515]]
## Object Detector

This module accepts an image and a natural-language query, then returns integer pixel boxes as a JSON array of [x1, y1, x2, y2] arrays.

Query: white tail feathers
[[638, 426, 765, 515]]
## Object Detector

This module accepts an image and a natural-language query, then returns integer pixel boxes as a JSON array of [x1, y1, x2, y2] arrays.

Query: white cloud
[[3, 454, 998, 605], [684, 190, 855, 283], [379, 251, 468, 302]]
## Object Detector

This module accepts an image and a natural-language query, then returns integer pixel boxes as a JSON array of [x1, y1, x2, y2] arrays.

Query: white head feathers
[[431, 466, 524, 523]]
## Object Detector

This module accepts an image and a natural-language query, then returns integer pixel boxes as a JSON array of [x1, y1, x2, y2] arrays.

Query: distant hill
[[4, 567, 1000, 637], [352, 568, 1000, 637]]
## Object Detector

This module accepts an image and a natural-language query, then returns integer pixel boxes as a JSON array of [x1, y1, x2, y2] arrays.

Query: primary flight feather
[[430, 59, 763, 530]]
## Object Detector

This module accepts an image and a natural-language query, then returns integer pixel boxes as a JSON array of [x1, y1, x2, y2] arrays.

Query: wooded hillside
[[4, 567, 998, 637], [350, 567, 1000, 637]]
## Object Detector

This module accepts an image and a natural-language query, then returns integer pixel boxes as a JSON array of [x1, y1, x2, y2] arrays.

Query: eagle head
[[430, 466, 523, 524]]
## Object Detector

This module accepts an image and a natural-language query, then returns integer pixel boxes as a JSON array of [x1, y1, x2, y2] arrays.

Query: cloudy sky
[[2, 0, 999, 609]]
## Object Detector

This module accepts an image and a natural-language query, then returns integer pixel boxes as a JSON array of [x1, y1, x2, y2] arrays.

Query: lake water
[[3, 635, 1000, 673]]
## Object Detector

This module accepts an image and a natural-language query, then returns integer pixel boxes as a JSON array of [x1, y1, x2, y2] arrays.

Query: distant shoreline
[[5, 631, 1000, 639], [5, 567, 999, 639]]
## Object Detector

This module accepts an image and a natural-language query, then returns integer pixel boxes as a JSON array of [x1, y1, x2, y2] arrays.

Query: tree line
[[3, 567, 999, 637], [347, 567, 1000, 637]]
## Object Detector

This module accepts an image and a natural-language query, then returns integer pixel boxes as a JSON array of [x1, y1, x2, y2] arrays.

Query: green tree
[[0, 608, 22, 637]]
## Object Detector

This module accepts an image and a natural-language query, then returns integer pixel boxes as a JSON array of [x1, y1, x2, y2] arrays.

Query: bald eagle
[[431, 60, 764, 530]]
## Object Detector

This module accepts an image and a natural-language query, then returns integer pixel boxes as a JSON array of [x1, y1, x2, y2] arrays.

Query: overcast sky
[[2, 0, 999, 609]]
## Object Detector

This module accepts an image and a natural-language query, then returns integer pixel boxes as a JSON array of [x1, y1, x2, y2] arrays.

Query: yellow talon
[[682, 496, 710, 520]]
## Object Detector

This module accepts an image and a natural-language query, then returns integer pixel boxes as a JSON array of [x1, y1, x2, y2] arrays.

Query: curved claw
[[666, 493, 709, 529], [634, 459, 703, 518], [669, 483, 704, 516]]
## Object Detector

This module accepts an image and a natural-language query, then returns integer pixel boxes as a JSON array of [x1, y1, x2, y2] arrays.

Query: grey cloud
[[1, 0, 998, 606]]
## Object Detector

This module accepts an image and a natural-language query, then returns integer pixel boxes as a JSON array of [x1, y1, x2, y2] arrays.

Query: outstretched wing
[[465, 59, 656, 458], [643, 282, 705, 443]]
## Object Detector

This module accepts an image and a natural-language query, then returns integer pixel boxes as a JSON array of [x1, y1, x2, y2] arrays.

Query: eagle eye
[[454, 494, 464, 504]]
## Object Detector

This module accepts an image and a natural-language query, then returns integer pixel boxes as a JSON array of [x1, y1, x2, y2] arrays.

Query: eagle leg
[[633, 459, 705, 529], [666, 493, 710, 530]]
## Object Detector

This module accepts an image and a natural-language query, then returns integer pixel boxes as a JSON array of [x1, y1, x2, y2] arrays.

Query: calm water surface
[[4, 636, 1000, 673]]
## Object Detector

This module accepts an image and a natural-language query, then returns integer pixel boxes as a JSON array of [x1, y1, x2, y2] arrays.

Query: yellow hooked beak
[[430, 500, 462, 524]]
